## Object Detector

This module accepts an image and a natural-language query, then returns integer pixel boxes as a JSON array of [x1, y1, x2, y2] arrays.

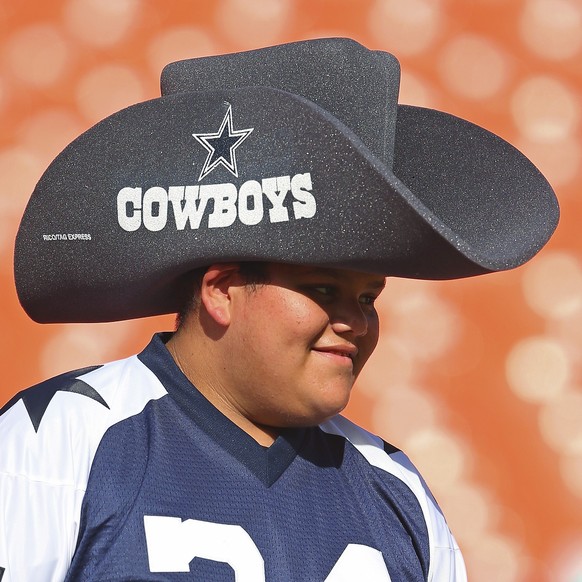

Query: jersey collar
[[138, 333, 307, 486]]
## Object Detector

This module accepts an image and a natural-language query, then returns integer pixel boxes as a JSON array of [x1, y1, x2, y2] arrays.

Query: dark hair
[[175, 262, 270, 329]]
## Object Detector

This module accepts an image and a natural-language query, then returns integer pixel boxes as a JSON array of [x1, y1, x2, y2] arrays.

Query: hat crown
[[161, 38, 401, 170]]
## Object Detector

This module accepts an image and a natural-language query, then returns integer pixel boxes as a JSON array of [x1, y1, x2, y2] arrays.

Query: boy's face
[[222, 263, 385, 429]]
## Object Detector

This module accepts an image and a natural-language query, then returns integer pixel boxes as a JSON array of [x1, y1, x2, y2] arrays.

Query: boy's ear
[[199, 263, 242, 326]]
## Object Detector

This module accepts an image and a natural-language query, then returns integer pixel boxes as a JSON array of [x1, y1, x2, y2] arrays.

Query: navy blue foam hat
[[14, 38, 559, 323]]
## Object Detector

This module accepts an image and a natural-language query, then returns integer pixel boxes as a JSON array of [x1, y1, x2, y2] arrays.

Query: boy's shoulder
[[0, 354, 167, 484]]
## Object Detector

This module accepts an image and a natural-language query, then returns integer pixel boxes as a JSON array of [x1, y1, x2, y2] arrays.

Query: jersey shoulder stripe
[[320, 415, 467, 582]]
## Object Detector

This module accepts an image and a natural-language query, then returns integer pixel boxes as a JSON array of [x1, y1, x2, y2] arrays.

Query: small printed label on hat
[[116, 172, 316, 232], [42, 233, 92, 241]]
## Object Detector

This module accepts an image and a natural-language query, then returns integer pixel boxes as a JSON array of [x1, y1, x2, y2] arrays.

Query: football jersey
[[0, 333, 466, 581]]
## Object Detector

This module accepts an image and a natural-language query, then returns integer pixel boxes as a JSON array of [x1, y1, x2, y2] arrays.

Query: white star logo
[[192, 105, 254, 181]]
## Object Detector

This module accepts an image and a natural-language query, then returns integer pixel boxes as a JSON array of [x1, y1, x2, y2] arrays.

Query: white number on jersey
[[144, 516, 264, 580], [144, 516, 392, 580]]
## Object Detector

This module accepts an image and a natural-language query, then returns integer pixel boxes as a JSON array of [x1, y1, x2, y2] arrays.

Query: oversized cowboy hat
[[14, 38, 559, 323]]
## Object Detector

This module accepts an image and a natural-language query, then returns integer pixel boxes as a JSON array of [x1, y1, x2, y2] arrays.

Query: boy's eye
[[359, 295, 377, 306]]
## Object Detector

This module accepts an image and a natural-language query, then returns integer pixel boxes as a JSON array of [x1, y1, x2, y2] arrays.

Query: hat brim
[[14, 87, 558, 322]]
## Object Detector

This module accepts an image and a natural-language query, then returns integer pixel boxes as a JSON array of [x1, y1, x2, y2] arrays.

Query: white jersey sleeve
[[0, 356, 167, 582], [0, 391, 95, 581]]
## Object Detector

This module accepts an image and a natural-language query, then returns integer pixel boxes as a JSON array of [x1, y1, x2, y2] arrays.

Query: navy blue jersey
[[0, 334, 466, 581]]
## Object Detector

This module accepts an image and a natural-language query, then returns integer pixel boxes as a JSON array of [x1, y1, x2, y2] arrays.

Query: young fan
[[0, 38, 558, 581]]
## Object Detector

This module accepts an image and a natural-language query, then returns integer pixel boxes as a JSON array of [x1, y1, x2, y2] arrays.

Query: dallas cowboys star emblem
[[192, 105, 254, 181]]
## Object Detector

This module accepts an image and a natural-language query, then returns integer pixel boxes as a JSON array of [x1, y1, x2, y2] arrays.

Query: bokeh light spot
[[404, 428, 467, 490], [382, 280, 460, 363], [519, 0, 582, 60], [358, 334, 415, 399], [63, 0, 140, 47], [522, 252, 582, 319], [215, 0, 292, 49], [512, 76, 580, 143], [4, 24, 69, 87], [439, 35, 510, 100], [371, 384, 438, 442], [368, 0, 443, 55], [465, 535, 522, 582], [539, 389, 582, 455], [506, 337, 569, 403], [76, 64, 145, 123]]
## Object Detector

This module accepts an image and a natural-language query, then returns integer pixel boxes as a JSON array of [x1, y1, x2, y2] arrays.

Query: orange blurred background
[[1, 1, 581, 580]]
